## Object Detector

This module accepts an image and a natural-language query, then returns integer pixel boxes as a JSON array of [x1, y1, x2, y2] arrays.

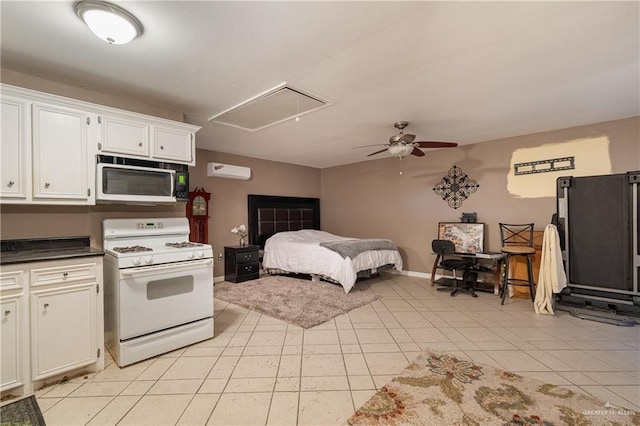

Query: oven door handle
[[120, 259, 213, 278]]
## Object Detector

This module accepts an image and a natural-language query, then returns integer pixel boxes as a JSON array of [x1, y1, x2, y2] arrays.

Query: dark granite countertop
[[0, 236, 104, 265]]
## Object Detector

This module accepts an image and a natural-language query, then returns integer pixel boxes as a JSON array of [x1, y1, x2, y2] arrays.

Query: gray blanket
[[319, 239, 398, 259]]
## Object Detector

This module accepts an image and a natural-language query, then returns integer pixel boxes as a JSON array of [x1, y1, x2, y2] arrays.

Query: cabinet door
[[32, 103, 89, 201], [31, 283, 97, 381], [99, 115, 149, 157], [1, 296, 23, 391], [152, 125, 193, 164], [0, 97, 30, 200]]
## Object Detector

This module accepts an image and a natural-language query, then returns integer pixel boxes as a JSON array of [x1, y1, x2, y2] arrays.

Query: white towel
[[534, 224, 567, 315]]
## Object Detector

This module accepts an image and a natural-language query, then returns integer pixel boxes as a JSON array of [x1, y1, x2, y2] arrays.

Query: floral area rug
[[348, 350, 639, 425]]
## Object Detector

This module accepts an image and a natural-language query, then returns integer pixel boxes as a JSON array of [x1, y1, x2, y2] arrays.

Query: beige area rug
[[348, 350, 639, 425], [214, 275, 381, 328]]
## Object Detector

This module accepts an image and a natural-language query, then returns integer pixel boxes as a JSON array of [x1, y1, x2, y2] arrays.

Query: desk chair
[[432, 240, 476, 297], [499, 223, 536, 305]]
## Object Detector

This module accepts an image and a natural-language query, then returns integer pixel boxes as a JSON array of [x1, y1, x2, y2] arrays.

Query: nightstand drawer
[[236, 262, 259, 277], [236, 251, 258, 264]]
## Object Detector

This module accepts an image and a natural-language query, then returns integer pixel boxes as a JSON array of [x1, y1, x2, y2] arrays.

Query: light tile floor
[[34, 274, 640, 425]]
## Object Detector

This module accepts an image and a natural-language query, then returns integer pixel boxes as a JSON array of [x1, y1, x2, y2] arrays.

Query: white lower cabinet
[[31, 283, 97, 381], [0, 257, 103, 396], [1, 295, 23, 392]]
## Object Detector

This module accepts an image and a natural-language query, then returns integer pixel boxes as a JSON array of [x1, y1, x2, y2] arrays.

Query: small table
[[431, 252, 504, 294], [224, 245, 260, 283]]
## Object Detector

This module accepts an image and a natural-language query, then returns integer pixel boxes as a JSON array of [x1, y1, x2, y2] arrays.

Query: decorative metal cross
[[433, 165, 479, 209]]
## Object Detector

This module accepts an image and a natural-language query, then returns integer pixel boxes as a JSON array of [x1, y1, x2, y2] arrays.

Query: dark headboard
[[248, 195, 320, 248]]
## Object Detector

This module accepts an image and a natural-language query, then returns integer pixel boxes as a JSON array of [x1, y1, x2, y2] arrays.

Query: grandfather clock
[[186, 188, 211, 243]]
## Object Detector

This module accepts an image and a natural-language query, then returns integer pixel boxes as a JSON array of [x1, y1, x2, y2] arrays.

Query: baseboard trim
[[407, 270, 431, 279], [388, 269, 432, 280]]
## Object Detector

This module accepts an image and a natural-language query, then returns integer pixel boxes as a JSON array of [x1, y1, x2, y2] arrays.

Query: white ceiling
[[1, 1, 638, 168]]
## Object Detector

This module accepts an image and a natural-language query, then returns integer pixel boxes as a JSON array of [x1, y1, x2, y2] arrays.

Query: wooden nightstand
[[224, 245, 260, 283]]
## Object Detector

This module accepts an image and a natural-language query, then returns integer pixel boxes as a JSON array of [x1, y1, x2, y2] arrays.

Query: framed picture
[[437, 222, 485, 254]]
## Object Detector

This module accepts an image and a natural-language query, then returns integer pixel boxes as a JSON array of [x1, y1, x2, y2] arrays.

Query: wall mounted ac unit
[[207, 163, 251, 180]]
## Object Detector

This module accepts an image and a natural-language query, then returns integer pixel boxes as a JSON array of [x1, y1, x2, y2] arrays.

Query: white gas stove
[[103, 218, 214, 367], [103, 218, 213, 268]]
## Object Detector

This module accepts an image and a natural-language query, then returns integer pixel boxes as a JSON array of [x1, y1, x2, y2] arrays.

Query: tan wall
[[320, 116, 640, 273], [189, 149, 321, 276], [1, 69, 183, 121], [0, 204, 186, 247]]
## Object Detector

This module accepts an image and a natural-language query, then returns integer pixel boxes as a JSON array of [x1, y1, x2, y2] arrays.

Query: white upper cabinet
[[32, 103, 90, 202], [152, 125, 193, 163], [97, 114, 196, 165], [0, 84, 200, 205], [99, 114, 150, 157], [0, 96, 30, 200]]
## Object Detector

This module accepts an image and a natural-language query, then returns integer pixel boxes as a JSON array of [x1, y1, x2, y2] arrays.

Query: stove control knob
[[187, 251, 195, 259], [132, 257, 142, 266], [144, 256, 153, 265], [196, 251, 204, 258]]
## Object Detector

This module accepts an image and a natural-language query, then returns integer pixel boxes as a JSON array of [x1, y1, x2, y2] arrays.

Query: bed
[[248, 194, 403, 293]]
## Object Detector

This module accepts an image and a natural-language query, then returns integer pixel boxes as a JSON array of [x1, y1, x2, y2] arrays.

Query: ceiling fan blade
[[414, 141, 458, 148], [411, 147, 425, 157], [353, 144, 389, 149], [367, 148, 389, 157], [398, 133, 416, 143]]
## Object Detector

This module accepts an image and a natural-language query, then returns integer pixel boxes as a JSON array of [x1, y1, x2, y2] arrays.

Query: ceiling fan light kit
[[74, 0, 143, 45], [388, 144, 414, 158], [355, 121, 458, 159]]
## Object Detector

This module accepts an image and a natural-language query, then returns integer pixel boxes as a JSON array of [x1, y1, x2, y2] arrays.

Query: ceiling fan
[[356, 121, 458, 158]]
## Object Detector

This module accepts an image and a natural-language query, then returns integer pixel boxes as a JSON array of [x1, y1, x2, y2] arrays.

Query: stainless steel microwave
[[96, 156, 188, 204]]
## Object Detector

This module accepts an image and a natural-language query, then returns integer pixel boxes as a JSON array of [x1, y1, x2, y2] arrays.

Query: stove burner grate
[[165, 242, 203, 249], [112, 245, 153, 253]]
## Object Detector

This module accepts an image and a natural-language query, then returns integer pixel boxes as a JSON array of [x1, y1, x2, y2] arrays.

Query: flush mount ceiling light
[[74, 0, 143, 45]]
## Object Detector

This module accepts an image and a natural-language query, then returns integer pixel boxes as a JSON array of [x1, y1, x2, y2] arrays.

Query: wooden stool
[[499, 223, 536, 305]]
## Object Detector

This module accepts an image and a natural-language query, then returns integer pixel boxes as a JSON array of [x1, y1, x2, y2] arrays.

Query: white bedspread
[[262, 230, 403, 293]]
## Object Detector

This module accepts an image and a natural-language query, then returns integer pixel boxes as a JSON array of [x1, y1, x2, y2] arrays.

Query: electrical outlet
[[217, 253, 223, 261]]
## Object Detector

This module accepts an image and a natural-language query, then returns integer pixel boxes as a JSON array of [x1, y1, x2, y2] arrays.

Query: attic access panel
[[208, 83, 329, 131]]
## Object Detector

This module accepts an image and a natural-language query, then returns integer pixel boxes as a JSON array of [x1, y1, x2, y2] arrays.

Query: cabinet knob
[[44, 303, 49, 308], [63, 272, 69, 279], [160, 145, 164, 150], [7, 181, 14, 187], [44, 182, 51, 189], [138, 142, 143, 147], [4, 310, 10, 316]]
